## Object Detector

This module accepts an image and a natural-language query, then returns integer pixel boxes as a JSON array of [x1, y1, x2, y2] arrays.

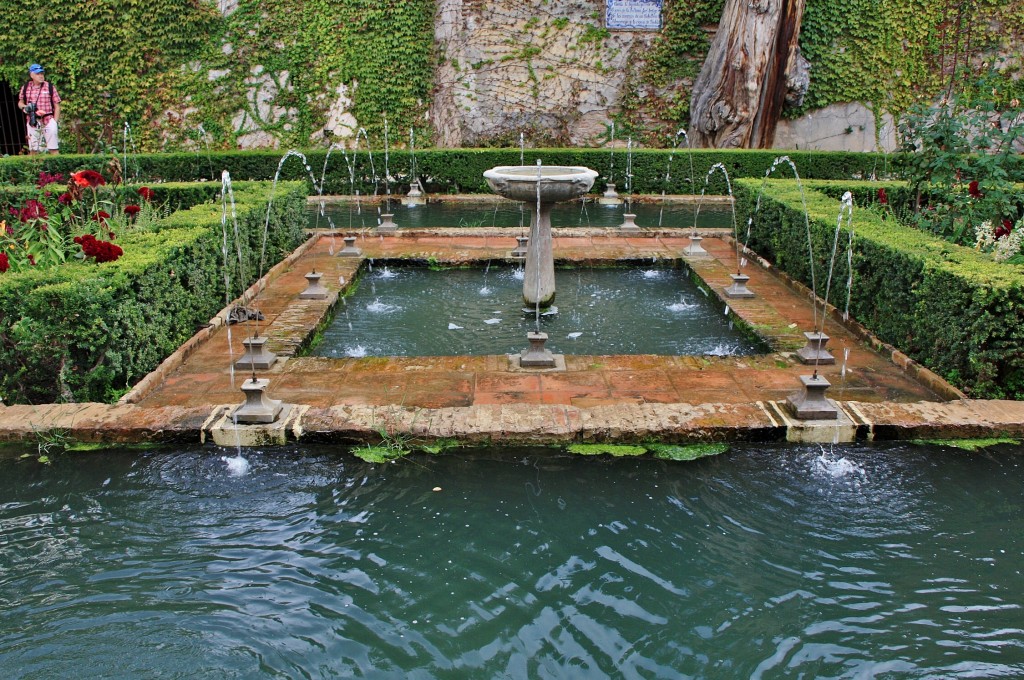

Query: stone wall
[[431, 0, 660, 147]]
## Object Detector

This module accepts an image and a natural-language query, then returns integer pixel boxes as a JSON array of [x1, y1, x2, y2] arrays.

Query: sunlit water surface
[[1, 443, 1022, 677], [313, 266, 763, 357]]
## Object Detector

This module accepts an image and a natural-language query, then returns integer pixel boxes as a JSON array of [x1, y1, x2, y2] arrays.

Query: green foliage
[[911, 438, 1020, 451], [647, 442, 729, 461], [797, 1, 1024, 122], [0, 0, 221, 153], [420, 438, 461, 454], [566, 443, 646, 457], [186, 0, 435, 149], [735, 177, 1024, 399], [0, 148, 891, 198], [0, 181, 307, 404], [0, 0, 433, 152], [353, 444, 409, 463], [614, 0, 723, 144], [895, 73, 1024, 244]]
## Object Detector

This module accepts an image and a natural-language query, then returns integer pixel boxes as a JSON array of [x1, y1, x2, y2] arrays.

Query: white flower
[[975, 220, 995, 249]]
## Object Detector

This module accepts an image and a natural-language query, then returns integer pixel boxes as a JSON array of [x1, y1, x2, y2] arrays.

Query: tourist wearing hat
[[17, 64, 62, 155]]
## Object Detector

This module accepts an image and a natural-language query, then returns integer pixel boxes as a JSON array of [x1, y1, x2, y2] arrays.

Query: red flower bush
[[877, 187, 888, 205], [138, 186, 155, 201], [968, 181, 983, 199], [58, 192, 74, 205], [124, 204, 141, 218], [19, 199, 48, 223], [0, 252, 9, 273], [72, 170, 106, 188], [74, 234, 123, 263], [36, 171, 65, 188], [995, 218, 1014, 239]]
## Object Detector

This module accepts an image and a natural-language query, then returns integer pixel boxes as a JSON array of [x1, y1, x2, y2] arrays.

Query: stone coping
[[2, 399, 1023, 448], [309, 193, 735, 205]]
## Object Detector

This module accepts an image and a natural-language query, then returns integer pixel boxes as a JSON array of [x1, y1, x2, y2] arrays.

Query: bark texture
[[688, 0, 808, 149]]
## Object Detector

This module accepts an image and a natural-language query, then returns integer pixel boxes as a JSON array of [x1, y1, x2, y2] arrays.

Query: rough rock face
[[431, 0, 660, 147]]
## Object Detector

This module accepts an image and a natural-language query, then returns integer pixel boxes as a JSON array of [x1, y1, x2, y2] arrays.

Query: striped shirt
[[20, 81, 61, 121]]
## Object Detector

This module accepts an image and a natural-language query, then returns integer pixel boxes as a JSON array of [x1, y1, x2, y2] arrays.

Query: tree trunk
[[688, 0, 809, 149]]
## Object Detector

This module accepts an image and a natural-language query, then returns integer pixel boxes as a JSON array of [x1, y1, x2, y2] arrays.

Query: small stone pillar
[[683, 235, 709, 258], [520, 331, 557, 368], [786, 374, 839, 420], [377, 213, 398, 234], [235, 335, 277, 371], [724, 273, 755, 299], [599, 183, 622, 205], [233, 377, 283, 424], [510, 236, 529, 259], [619, 213, 640, 231], [796, 331, 835, 365], [339, 236, 362, 257], [402, 181, 425, 206], [299, 271, 328, 300]]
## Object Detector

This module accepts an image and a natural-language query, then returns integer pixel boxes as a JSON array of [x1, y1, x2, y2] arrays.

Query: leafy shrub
[[0, 181, 307, 404]]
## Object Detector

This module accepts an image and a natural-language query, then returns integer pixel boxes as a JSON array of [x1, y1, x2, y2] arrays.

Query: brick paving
[[3, 227, 1023, 446]]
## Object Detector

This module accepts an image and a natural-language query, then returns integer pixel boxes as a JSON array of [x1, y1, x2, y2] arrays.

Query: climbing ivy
[[796, 0, 1024, 121], [2, 0, 1021, 152], [0, 0, 220, 152], [173, 0, 435, 149], [624, 0, 724, 145]]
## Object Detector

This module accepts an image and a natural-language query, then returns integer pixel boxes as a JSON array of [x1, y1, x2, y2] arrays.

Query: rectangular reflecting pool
[[310, 264, 767, 358], [308, 199, 733, 230]]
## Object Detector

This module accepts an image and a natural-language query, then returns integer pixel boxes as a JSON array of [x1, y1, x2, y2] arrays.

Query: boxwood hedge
[[0, 180, 307, 404], [0, 148, 891, 197], [735, 178, 1024, 399]]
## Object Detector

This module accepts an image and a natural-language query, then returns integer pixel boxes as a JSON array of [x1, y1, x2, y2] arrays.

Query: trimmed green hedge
[[0, 180, 242, 215], [735, 178, 1024, 398], [0, 149, 892, 197], [0, 180, 307, 404]]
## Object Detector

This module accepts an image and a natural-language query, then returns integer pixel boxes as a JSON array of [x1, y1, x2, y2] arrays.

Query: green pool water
[[1, 442, 1021, 677], [310, 265, 765, 358]]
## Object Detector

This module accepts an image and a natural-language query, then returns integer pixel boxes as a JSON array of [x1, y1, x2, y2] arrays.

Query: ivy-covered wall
[[0, 0, 1021, 152]]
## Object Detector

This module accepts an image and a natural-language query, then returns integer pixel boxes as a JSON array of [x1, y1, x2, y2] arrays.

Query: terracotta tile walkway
[[133, 229, 946, 411]]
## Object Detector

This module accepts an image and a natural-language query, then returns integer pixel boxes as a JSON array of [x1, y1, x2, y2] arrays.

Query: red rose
[[968, 181, 983, 199]]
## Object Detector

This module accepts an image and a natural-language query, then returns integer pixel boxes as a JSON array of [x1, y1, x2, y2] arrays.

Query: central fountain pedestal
[[484, 165, 598, 309]]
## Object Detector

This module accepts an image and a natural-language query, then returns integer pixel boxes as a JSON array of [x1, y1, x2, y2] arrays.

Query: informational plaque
[[606, 0, 662, 30]]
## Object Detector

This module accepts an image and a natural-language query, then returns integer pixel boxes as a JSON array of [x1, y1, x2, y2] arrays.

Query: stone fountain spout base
[[510, 331, 566, 371], [786, 374, 839, 420]]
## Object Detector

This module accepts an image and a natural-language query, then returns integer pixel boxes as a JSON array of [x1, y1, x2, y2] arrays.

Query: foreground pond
[[1, 443, 1021, 677]]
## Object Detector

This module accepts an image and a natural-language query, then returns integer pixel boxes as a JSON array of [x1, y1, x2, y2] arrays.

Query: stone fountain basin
[[484, 166, 598, 203]]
